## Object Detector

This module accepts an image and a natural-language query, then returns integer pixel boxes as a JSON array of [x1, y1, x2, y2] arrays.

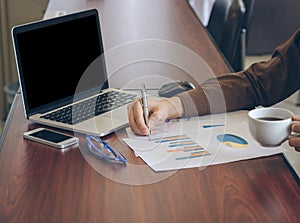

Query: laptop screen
[[12, 9, 108, 117]]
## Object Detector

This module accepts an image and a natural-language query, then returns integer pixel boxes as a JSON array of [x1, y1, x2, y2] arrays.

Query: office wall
[[0, 0, 48, 119], [246, 0, 300, 55]]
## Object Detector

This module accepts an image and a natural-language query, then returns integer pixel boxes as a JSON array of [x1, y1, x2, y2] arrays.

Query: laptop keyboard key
[[41, 91, 136, 125]]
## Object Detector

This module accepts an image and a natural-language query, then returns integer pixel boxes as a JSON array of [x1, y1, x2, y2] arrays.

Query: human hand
[[289, 115, 300, 152], [128, 97, 183, 135]]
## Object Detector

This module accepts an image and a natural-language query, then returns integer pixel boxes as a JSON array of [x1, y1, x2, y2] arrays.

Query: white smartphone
[[23, 128, 79, 149]]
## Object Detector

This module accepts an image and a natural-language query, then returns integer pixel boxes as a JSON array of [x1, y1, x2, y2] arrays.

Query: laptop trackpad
[[75, 108, 129, 136]]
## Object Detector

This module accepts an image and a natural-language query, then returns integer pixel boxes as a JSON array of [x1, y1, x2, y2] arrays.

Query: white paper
[[123, 110, 286, 171]]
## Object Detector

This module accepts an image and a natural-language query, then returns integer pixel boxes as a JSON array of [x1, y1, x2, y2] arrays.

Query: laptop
[[12, 9, 137, 136]]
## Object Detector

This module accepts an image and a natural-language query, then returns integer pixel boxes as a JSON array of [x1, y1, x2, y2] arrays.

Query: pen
[[141, 83, 150, 131]]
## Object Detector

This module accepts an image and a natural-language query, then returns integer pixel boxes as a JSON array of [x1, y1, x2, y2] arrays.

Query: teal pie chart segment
[[217, 134, 248, 149]]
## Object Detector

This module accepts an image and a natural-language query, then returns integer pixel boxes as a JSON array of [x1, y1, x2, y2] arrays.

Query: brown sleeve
[[177, 29, 300, 117]]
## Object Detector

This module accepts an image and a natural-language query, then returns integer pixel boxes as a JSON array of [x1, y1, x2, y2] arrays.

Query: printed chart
[[123, 110, 286, 172], [217, 134, 248, 149], [153, 135, 211, 161]]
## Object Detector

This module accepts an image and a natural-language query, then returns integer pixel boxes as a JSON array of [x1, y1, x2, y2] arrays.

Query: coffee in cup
[[248, 107, 293, 147]]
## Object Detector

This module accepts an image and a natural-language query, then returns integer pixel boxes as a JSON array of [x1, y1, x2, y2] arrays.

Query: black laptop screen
[[13, 9, 107, 116]]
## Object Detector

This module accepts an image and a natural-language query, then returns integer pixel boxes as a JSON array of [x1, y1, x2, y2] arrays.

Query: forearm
[[177, 28, 300, 117]]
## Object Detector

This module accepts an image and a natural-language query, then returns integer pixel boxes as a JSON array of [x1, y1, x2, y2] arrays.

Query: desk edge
[[0, 94, 20, 152]]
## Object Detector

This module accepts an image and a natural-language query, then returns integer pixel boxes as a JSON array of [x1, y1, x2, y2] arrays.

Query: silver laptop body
[[12, 9, 137, 136]]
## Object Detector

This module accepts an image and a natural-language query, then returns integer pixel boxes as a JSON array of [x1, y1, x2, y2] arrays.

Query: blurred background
[[1, 0, 300, 133]]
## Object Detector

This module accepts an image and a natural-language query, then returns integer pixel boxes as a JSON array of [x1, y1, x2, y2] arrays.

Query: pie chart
[[217, 134, 248, 149]]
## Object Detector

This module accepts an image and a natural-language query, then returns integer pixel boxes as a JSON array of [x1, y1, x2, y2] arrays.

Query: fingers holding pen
[[147, 100, 167, 128], [128, 98, 149, 135], [128, 98, 166, 135], [128, 94, 182, 136]]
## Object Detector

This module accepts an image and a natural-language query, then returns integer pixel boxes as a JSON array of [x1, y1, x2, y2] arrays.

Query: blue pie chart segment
[[217, 134, 248, 149]]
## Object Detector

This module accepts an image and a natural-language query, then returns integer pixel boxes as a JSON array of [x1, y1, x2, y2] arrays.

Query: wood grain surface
[[0, 0, 299, 222]]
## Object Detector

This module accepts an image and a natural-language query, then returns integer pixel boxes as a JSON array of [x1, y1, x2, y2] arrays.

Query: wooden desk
[[0, 0, 299, 222]]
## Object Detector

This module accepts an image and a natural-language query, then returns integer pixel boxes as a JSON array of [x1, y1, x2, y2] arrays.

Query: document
[[123, 110, 286, 172]]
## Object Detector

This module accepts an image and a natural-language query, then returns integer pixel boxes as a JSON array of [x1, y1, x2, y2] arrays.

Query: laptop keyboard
[[41, 91, 136, 125]]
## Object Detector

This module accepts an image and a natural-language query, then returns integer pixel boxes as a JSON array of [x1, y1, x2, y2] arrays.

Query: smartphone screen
[[29, 129, 73, 143], [23, 128, 79, 148]]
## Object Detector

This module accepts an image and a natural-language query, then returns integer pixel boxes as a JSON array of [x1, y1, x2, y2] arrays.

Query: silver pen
[[141, 83, 149, 129]]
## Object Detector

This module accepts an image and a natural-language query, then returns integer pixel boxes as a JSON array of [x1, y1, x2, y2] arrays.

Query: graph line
[[167, 145, 204, 153], [175, 151, 210, 160]]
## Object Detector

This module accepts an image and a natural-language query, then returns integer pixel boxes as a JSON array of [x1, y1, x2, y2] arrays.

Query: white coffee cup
[[248, 107, 293, 147]]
